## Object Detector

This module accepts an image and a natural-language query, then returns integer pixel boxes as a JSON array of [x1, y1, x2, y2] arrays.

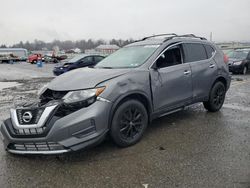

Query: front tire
[[203, 82, 226, 112], [110, 99, 148, 147]]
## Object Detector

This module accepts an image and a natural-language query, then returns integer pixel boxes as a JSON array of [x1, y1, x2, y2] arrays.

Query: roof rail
[[142, 33, 177, 40], [164, 34, 207, 41], [134, 33, 207, 44]]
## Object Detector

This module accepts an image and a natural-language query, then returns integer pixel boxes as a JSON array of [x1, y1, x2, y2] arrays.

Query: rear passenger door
[[183, 43, 218, 101]]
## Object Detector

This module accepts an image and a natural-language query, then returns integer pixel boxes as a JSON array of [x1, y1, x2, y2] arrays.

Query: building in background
[[95, 44, 120, 55]]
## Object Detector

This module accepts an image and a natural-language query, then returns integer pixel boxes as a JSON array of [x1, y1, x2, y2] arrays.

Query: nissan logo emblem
[[22, 111, 33, 123]]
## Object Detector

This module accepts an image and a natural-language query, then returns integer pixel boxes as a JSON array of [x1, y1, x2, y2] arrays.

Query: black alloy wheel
[[110, 99, 148, 147], [203, 81, 226, 112], [120, 107, 143, 140]]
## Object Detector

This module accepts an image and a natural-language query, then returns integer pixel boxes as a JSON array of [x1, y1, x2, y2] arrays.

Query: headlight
[[63, 87, 105, 104], [233, 61, 242, 65]]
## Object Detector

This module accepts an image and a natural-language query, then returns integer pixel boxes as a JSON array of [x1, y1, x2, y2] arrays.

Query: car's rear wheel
[[110, 99, 148, 147], [242, 66, 247, 75], [203, 81, 226, 112]]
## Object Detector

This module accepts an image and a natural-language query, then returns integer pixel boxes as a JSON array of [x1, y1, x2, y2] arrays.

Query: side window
[[204, 44, 215, 58], [184, 43, 207, 62], [80, 56, 93, 64], [156, 45, 183, 69], [94, 56, 104, 63]]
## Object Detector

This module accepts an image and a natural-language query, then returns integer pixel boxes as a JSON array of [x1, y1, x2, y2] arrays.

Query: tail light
[[223, 54, 229, 64]]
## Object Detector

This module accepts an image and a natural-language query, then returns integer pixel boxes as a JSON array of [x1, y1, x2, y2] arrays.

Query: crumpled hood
[[48, 67, 130, 91]]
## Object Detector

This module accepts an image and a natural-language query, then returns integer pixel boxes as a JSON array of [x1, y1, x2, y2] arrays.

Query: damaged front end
[[1, 86, 111, 155], [10, 89, 65, 137]]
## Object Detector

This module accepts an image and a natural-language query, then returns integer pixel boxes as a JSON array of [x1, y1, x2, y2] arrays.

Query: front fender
[[96, 70, 152, 127]]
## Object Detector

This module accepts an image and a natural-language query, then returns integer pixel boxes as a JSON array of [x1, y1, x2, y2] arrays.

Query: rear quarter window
[[204, 44, 215, 58], [184, 43, 207, 62]]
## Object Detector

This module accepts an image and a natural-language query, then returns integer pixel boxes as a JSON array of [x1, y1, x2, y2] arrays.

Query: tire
[[203, 81, 226, 112], [110, 99, 148, 147], [242, 66, 247, 75]]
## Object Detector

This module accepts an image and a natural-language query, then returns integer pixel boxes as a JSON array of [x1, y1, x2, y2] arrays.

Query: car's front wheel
[[203, 81, 226, 112], [110, 99, 148, 147]]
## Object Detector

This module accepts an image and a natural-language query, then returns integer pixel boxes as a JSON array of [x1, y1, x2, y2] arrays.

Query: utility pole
[[210, 32, 213, 41]]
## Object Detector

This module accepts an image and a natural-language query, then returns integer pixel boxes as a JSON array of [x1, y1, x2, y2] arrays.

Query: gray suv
[[0, 34, 231, 155]]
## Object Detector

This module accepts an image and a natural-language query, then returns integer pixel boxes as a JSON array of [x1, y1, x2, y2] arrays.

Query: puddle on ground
[[0, 82, 21, 90]]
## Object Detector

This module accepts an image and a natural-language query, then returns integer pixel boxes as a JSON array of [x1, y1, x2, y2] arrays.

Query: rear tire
[[203, 81, 226, 112], [110, 99, 148, 147]]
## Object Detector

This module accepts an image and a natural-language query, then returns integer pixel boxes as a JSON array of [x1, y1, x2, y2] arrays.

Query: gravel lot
[[0, 63, 249, 188]]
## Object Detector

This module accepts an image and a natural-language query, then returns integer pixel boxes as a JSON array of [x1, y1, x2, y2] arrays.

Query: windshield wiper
[[97, 66, 114, 69]]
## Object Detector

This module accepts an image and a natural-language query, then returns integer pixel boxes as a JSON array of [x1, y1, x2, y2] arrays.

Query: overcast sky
[[0, 0, 249, 45]]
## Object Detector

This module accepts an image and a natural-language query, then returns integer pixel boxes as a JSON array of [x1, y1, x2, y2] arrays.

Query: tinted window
[[204, 44, 215, 58], [184, 43, 207, 62], [156, 45, 183, 68], [80, 56, 93, 64], [94, 56, 104, 63]]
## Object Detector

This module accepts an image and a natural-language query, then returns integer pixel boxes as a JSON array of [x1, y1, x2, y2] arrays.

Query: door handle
[[209, 64, 215, 68], [184, 70, 191, 75]]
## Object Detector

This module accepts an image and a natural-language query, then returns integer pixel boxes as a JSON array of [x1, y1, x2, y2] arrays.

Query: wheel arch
[[212, 76, 227, 90], [108, 92, 152, 128]]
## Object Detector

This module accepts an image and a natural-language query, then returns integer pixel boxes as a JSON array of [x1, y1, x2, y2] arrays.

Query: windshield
[[227, 51, 248, 59], [95, 45, 159, 68], [68, 55, 85, 63]]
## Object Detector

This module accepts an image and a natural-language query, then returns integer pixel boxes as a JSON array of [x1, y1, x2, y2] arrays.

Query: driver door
[[150, 44, 193, 113]]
